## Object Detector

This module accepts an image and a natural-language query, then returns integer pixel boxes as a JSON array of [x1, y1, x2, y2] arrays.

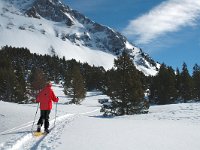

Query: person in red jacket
[[36, 82, 59, 133]]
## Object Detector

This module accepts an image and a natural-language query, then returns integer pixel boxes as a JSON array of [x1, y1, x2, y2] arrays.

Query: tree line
[[0, 46, 104, 104], [149, 62, 200, 104], [0, 46, 200, 115]]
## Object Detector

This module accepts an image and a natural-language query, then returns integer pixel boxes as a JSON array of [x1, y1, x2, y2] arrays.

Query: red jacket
[[36, 84, 59, 110]]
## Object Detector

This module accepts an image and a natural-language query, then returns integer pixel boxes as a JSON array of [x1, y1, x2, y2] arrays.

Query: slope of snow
[[0, 1, 115, 70], [0, 84, 200, 150], [0, 0, 159, 75]]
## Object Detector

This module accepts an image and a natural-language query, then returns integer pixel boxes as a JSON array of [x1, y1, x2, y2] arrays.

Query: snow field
[[0, 105, 96, 150], [0, 84, 200, 150], [59, 115, 200, 150]]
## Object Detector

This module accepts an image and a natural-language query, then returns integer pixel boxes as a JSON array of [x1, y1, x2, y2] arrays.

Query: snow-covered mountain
[[0, 0, 159, 75]]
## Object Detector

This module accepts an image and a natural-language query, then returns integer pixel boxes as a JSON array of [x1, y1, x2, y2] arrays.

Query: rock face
[[0, 0, 159, 75], [25, 0, 129, 54], [26, 0, 74, 24]]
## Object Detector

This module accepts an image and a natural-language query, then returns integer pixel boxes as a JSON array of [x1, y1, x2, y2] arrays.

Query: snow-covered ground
[[0, 84, 200, 150]]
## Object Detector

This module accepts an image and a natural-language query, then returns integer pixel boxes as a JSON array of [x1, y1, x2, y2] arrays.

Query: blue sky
[[64, 0, 200, 73]]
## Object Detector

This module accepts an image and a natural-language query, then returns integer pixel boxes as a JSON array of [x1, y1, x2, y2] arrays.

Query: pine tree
[[64, 65, 86, 104], [82, 63, 105, 91], [105, 51, 145, 115], [0, 62, 20, 102], [175, 68, 182, 100], [192, 64, 200, 101], [29, 68, 47, 97], [149, 64, 177, 105], [14, 62, 27, 102], [180, 62, 193, 102], [148, 76, 158, 104]]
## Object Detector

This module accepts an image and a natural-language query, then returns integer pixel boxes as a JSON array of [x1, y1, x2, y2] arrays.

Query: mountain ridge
[[0, 0, 159, 75]]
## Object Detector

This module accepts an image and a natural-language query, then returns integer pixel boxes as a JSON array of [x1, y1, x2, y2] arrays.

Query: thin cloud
[[123, 0, 200, 44]]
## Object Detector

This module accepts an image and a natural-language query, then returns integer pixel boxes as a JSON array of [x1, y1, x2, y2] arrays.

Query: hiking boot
[[37, 125, 41, 132], [45, 128, 50, 134]]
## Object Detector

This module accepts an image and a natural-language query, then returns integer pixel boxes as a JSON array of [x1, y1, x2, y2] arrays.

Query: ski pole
[[54, 102, 58, 127], [31, 103, 39, 134]]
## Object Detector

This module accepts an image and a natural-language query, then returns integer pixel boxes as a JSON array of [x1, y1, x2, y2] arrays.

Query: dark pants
[[37, 110, 50, 130]]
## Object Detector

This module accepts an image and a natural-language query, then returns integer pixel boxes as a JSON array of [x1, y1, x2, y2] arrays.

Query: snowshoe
[[33, 131, 43, 137]]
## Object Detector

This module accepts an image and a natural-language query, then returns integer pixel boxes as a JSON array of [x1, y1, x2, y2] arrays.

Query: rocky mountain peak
[[26, 0, 74, 25]]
